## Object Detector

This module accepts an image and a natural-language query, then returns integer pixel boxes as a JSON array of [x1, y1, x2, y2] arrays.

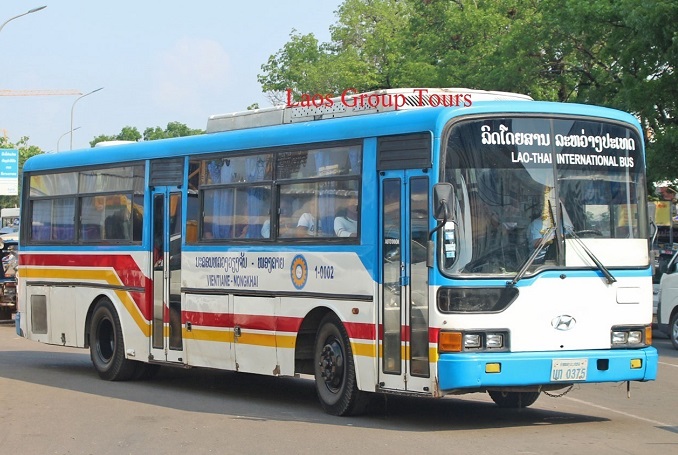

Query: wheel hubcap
[[319, 338, 344, 392]]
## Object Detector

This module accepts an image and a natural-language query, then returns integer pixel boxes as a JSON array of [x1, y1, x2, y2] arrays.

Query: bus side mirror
[[433, 183, 455, 221]]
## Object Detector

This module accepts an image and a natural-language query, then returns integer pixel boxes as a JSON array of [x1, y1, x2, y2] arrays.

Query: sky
[[1, 1, 342, 152]]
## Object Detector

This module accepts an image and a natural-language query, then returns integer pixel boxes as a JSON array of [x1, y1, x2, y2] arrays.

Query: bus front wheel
[[313, 314, 368, 416], [89, 298, 135, 381], [488, 390, 540, 408]]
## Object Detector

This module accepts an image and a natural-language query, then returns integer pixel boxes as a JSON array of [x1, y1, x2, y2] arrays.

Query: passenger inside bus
[[261, 197, 316, 238], [334, 195, 358, 237], [294, 197, 317, 236], [104, 208, 131, 240]]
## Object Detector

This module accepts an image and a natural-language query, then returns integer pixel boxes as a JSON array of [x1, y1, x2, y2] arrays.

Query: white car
[[657, 251, 678, 349]]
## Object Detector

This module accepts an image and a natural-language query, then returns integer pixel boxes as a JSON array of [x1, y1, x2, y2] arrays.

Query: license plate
[[551, 358, 588, 381]]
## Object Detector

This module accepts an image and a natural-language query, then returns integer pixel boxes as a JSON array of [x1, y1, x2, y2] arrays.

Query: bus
[[16, 88, 658, 415]]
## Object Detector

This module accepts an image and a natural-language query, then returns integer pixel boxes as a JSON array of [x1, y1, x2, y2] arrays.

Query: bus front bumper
[[437, 347, 658, 392]]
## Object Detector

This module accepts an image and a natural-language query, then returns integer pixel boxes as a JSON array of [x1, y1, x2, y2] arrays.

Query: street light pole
[[0, 6, 47, 35], [70, 87, 103, 150], [57, 127, 80, 152]]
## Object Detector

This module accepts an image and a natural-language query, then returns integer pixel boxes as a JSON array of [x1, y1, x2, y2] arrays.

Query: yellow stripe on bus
[[351, 342, 376, 357], [22, 267, 150, 337], [184, 328, 234, 343]]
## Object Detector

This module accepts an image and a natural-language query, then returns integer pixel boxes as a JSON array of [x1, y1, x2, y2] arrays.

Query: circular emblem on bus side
[[290, 254, 308, 290]]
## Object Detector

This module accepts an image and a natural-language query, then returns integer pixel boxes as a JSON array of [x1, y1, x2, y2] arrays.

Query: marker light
[[439, 332, 463, 352], [630, 359, 642, 369], [485, 363, 501, 373]]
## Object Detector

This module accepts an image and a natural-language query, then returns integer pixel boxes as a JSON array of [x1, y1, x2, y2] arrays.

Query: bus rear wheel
[[89, 298, 135, 381], [313, 314, 368, 416], [488, 390, 540, 408]]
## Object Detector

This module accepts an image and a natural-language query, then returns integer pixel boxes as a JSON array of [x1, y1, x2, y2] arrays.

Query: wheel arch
[[294, 304, 375, 395], [84, 293, 123, 349], [294, 306, 333, 375]]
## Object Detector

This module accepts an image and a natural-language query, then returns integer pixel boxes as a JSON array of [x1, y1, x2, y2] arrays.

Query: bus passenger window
[[104, 208, 131, 240]]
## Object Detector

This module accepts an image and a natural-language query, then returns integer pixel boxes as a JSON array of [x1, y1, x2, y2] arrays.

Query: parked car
[[657, 250, 678, 349], [0, 237, 18, 320]]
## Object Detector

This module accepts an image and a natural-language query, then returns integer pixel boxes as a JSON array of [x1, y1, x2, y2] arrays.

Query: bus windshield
[[442, 116, 647, 276]]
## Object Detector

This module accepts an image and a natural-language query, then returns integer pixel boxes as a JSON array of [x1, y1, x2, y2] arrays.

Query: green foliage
[[143, 122, 203, 141], [90, 126, 141, 147], [258, 1, 407, 103], [258, 0, 678, 186], [90, 122, 204, 147]]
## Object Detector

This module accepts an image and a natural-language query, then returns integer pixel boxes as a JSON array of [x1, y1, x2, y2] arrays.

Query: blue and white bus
[[17, 88, 657, 415]]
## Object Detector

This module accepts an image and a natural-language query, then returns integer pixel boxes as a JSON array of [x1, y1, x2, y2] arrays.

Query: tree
[[0, 136, 43, 209], [143, 122, 203, 141], [90, 122, 203, 147], [90, 126, 142, 147], [258, 1, 407, 104]]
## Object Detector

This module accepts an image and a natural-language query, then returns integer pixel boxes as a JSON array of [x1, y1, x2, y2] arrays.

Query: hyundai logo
[[551, 315, 576, 331]]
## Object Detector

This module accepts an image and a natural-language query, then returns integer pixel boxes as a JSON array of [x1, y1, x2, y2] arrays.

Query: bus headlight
[[439, 330, 509, 353], [627, 331, 643, 344], [463, 333, 482, 348], [486, 333, 504, 348], [611, 325, 650, 347]]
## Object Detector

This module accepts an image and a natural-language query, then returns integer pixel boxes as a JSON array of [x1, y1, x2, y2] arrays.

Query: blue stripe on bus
[[437, 346, 658, 391]]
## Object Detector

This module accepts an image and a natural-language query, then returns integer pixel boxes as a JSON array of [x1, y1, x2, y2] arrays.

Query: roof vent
[[206, 87, 532, 134]]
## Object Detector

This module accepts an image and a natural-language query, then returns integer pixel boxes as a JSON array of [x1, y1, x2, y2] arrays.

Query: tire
[[488, 390, 540, 408], [89, 298, 135, 381], [670, 312, 678, 350], [314, 314, 368, 416]]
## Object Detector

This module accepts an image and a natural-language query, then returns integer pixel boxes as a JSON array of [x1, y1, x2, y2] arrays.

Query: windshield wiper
[[509, 226, 555, 286], [566, 228, 617, 284]]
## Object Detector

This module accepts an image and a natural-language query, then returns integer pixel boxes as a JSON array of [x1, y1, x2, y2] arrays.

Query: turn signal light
[[439, 332, 463, 352]]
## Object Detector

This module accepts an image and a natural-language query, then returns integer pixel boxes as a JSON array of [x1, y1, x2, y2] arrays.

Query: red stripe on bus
[[183, 311, 375, 341], [21, 252, 152, 319], [21, 253, 147, 288]]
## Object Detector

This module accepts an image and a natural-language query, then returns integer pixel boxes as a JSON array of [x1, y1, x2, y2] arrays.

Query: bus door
[[150, 187, 185, 364], [379, 172, 431, 392]]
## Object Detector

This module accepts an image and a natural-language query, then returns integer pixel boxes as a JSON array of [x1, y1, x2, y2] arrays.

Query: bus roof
[[23, 95, 642, 174], [206, 88, 533, 134]]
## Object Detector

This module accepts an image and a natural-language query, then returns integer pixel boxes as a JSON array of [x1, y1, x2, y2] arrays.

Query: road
[[0, 322, 676, 454]]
